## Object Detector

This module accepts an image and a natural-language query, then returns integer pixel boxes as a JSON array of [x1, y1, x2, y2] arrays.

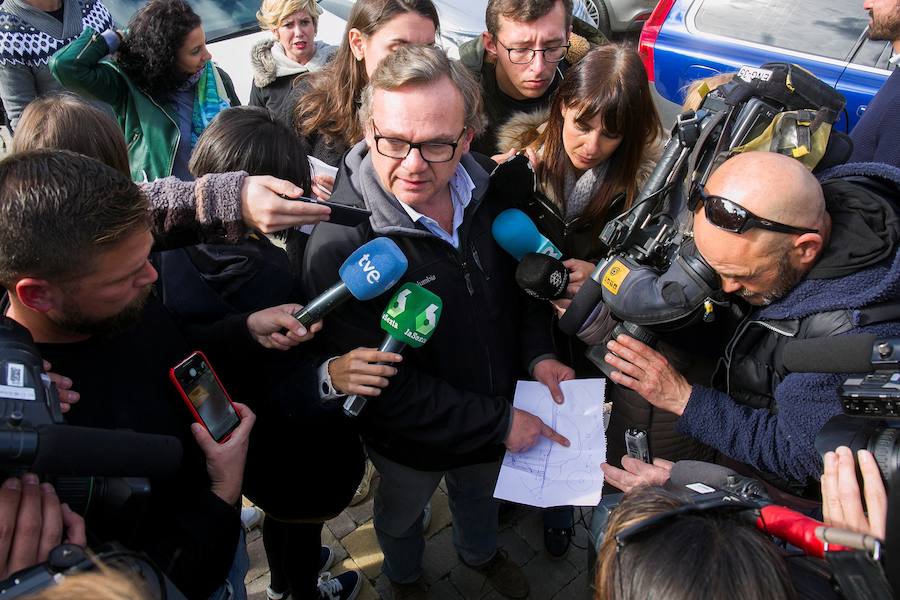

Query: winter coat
[[0, 0, 112, 129], [491, 108, 660, 259], [50, 27, 240, 182], [680, 163, 900, 486], [248, 38, 335, 120], [300, 142, 557, 471]]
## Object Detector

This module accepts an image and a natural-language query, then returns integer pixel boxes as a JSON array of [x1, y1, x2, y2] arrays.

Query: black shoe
[[543, 526, 573, 559]]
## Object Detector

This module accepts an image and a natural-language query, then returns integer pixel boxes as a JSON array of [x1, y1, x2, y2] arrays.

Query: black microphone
[[16, 425, 184, 479], [515, 253, 569, 301], [558, 276, 605, 335], [782, 334, 889, 374]]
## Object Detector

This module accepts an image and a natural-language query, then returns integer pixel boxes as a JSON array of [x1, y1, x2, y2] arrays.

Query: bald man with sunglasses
[[600, 151, 900, 494]]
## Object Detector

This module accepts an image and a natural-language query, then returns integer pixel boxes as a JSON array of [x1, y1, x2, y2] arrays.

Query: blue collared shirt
[[396, 164, 476, 249]]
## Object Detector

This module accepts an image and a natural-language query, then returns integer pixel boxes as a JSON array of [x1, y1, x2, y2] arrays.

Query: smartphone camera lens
[[189, 368, 197, 377]]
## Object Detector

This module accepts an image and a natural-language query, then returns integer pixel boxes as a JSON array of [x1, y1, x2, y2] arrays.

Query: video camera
[[669, 460, 897, 599], [558, 62, 848, 376], [0, 316, 182, 517]]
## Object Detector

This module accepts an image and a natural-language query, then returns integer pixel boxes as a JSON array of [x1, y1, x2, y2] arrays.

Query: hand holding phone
[[170, 352, 241, 443], [191, 402, 256, 505]]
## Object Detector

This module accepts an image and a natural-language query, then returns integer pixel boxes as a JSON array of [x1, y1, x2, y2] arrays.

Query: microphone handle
[[281, 281, 351, 335], [343, 335, 407, 417]]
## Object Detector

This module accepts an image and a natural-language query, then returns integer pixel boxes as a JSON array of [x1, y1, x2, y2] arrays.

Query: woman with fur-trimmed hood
[[249, 0, 335, 118], [492, 44, 662, 265]]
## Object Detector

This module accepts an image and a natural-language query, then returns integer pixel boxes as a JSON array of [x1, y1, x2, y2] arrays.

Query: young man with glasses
[[598, 151, 900, 494], [459, 0, 585, 157], [301, 45, 575, 599]]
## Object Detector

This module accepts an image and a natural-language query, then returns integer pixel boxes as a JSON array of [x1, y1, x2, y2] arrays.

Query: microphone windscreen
[[782, 334, 878, 374], [380, 283, 443, 348], [32, 424, 183, 479], [558, 277, 604, 335], [669, 460, 738, 490], [492, 209, 550, 261], [516, 253, 568, 300], [339, 237, 409, 301]]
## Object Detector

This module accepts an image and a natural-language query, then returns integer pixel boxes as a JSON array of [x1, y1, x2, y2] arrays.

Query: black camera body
[[561, 63, 848, 377]]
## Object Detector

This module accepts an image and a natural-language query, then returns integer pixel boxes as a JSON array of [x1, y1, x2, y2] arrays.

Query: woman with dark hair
[[161, 105, 368, 600], [282, 0, 439, 168], [595, 486, 797, 600], [49, 0, 240, 182], [490, 44, 676, 558]]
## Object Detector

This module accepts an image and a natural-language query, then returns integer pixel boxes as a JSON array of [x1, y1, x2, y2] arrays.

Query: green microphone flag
[[343, 283, 443, 417], [380, 283, 442, 348]]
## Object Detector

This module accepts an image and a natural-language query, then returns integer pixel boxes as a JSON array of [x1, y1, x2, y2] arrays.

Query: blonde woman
[[250, 0, 335, 118]]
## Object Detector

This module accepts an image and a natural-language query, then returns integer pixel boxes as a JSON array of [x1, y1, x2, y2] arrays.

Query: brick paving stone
[[511, 509, 544, 554], [345, 494, 376, 526], [496, 529, 536, 567], [421, 527, 462, 584], [566, 523, 593, 573], [245, 533, 270, 586], [554, 573, 594, 600], [428, 577, 466, 599], [322, 526, 349, 564], [521, 552, 579, 600], [340, 521, 384, 579], [448, 561, 490, 599], [327, 510, 359, 540]]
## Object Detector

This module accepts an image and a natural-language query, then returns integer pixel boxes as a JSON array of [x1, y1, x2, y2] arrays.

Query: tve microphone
[[516, 253, 569, 300], [492, 208, 563, 261], [292, 237, 408, 328], [343, 283, 442, 417], [782, 333, 895, 374], [5, 424, 184, 479]]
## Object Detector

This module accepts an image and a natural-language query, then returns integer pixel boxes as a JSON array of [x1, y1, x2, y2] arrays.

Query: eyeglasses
[[372, 122, 466, 164], [689, 184, 819, 236], [494, 38, 570, 65]]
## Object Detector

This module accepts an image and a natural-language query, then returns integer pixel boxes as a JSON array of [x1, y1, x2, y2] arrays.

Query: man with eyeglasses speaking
[[301, 45, 575, 599], [599, 151, 900, 496]]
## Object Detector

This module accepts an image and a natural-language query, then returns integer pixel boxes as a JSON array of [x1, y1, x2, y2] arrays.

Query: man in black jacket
[[301, 46, 574, 599]]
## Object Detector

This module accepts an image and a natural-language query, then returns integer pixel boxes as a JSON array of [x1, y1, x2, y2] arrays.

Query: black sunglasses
[[690, 184, 819, 236]]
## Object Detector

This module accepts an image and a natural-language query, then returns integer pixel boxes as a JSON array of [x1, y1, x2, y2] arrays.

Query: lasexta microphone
[[516, 253, 569, 300], [492, 208, 562, 261], [343, 283, 442, 417], [291, 237, 408, 328]]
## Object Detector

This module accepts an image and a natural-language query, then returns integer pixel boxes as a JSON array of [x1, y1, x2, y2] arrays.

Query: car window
[[694, 0, 869, 62], [104, 0, 261, 42], [851, 37, 893, 70]]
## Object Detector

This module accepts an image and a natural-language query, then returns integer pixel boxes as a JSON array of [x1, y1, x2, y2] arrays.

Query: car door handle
[[857, 105, 868, 116]]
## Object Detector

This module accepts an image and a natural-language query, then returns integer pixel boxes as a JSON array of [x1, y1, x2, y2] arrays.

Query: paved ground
[[244, 471, 596, 600]]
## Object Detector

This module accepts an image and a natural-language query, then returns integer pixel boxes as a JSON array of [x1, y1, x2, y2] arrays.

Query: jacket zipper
[[76, 32, 99, 60], [147, 95, 180, 177]]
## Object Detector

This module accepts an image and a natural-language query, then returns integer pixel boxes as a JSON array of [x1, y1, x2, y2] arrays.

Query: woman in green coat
[[50, 0, 239, 182]]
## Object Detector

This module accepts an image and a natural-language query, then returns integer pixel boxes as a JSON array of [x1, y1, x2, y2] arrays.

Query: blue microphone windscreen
[[492, 209, 546, 261], [339, 237, 409, 301]]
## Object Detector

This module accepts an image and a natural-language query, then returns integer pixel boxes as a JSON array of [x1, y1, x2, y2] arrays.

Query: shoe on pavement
[[464, 549, 529, 599], [349, 460, 375, 506], [318, 570, 362, 600], [389, 578, 429, 600], [240, 506, 263, 532], [543, 526, 573, 559]]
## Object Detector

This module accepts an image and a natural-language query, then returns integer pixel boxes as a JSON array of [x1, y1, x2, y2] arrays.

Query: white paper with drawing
[[494, 379, 606, 508]]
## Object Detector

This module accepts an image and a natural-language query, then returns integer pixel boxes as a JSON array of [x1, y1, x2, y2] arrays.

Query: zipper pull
[[462, 263, 474, 296], [703, 299, 715, 323]]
